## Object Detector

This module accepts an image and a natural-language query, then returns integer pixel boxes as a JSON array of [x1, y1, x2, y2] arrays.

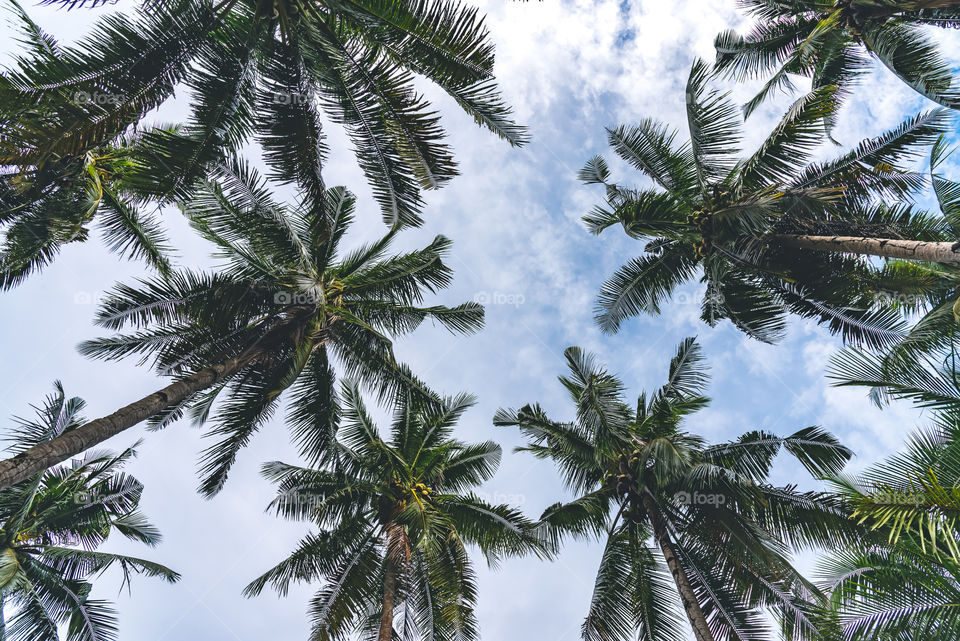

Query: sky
[[0, 1, 957, 640]]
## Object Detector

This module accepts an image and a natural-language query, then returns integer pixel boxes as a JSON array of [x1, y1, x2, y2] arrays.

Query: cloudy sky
[[0, 1, 956, 639]]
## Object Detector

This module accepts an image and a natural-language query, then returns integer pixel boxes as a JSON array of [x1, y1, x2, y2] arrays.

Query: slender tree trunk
[[774, 234, 960, 265], [378, 561, 396, 641], [379, 534, 399, 641], [0, 350, 260, 490], [641, 492, 715, 641]]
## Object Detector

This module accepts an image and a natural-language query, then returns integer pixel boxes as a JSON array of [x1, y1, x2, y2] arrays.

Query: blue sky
[[1, 1, 957, 639]]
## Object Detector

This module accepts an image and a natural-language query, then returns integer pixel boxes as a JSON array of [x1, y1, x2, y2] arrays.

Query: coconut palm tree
[[821, 538, 960, 639], [836, 416, 960, 553], [828, 328, 960, 409], [818, 417, 960, 639], [810, 323, 960, 639], [0, 382, 179, 641], [0, 0, 526, 284], [827, 340, 960, 557], [871, 136, 960, 351], [582, 59, 956, 346], [714, 0, 960, 117], [811, 138, 960, 429], [0, 125, 174, 289], [0, 160, 484, 494], [244, 382, 548, 641], [819, 136, 960, 374], [495, 338, 857, 641]]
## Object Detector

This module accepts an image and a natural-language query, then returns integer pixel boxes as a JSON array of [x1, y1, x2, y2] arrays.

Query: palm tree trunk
[[641, 491, 715, 641], [0, 350, 260, 490], [774, 234, 960, 264], [379, 546, 398, 641]]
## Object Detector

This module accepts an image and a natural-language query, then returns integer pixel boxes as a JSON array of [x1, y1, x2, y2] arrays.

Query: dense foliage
[[715, 0, 960, 117], [581, 60, 955, 347], [246, 384, 548, 641], [497, 339, 856, 641], [0, 0, 526, 285], [0, 383, 178, 641], [74, 161, 484, 496]]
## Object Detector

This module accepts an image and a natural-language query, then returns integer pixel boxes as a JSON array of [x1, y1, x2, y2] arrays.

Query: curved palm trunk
[[775, 234, 960, 265], [641, 492, 715, 641], [0, 350, 259, 490]]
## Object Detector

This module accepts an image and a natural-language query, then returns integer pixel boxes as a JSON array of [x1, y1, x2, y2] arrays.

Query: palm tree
[[582, 59, 955, 346], [0, 382, 179, 641], [714, 0, 960, 117], [852, 137, 960, 360], [837, 417, 960, 553], [0, 125, 174, 289], [825, 299, 960, 638], [495, 338, 856, 641], [244, 382, 548, 641], [827, 344, 960, 555], [822, 539, 960, 639], [819, 418, 960, 639], [819, 137, 960, 409], [0, 0, 526, 284], [0, 160, 484, 494]]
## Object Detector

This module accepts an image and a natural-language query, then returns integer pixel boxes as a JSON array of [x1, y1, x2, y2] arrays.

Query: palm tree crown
[[245, 383, 548, 641], [0, 160, 483, 494], [496, 338, 856, 641], [0, 0, 526, 284], [823, 537, 960, 639], [715, 0, 960, 116], [583, 59, 954, 347], [0, 124, 175, 289], [0, 382, 179, 641], [820, 417, 960, 639]]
